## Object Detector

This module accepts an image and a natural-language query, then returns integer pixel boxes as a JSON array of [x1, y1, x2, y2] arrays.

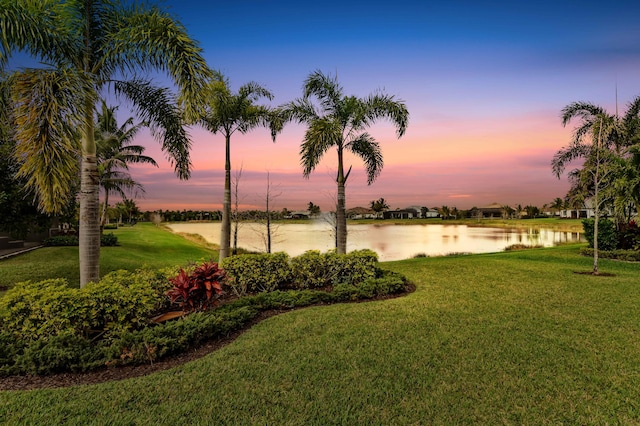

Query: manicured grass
[[1, 240, 639, 424], [0, 223, 216, 289]]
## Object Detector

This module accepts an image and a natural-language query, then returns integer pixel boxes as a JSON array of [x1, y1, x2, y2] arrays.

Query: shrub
[[100, 232, 118, 246], [331, 249, 379, 285], [289, 250, 336, 289], [44, 235, 79, 246], [618, 220, 640, 250], [103, 223, 118, 230], [166, 262, 226, 312], [0, 270, 159, 341], [222, 252, 291, 296], [43, 233, 118, 246], [580, 248, 640, 262], [582, 218, 618, 251]]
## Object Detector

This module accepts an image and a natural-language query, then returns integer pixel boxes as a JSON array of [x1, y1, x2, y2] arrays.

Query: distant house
[[290, 211, 311, 219], [384, 208, 419, 219], [559, 199, 597, 219], [413, 206, 439, 218], [347, 207, 377, 219], [477, 203, 506, 219]]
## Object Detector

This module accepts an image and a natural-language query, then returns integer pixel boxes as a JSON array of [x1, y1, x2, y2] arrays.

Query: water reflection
[[167, 222, 584, 262]]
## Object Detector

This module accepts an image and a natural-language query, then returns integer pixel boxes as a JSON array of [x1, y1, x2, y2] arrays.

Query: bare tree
[[251, 171, 282, 253]]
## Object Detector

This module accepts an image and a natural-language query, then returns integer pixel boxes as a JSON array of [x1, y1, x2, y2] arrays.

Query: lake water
[[167, 222, 583, 261]]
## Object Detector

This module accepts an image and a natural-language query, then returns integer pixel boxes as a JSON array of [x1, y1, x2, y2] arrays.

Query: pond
[[167, 222, 584, 261]]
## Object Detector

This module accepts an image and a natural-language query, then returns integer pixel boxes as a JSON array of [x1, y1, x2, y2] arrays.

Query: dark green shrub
[[44, 235, 79, 246], [221, 252, 292, 295], [0, 270, 158, 341], [43, 233, 118, 246], [582, 218, 618, 251], [103, 223, 118, 230], [15, 331, 97, 375], [100, 232, 118, 246], [618, 220, 640, 250], [331, 249, 379, 285], [289, 250, 337, 289], [580, 248, 640, 262]]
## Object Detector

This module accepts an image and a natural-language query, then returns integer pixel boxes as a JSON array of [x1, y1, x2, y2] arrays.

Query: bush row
[[221, 249, 379, 295], [0, 270, 407, 375], [582, 219, 640, 251], [44, 233, 118, 247], [579, 247, 640, 262], [0, 268, 172, 342]]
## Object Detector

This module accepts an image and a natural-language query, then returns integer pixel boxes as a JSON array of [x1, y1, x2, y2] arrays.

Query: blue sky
[[10, 0, 640, 211], [122, 0, 640, 211]]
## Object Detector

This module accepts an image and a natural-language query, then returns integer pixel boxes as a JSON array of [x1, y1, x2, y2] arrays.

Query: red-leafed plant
[[166, 262, 227, 312]]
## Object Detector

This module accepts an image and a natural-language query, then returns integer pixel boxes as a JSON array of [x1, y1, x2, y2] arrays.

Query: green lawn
[[0, 223, 216, 289], [1, 232, 639, 424]]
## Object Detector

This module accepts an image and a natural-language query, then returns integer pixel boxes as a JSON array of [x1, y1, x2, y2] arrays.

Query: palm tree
[[1, 0, 211, 286], [438, 205, 451, 220], [552, 101, 621, 273], [307, 202, 321, 217], [282, 71, 408, 254], [370, 197, 389, 218], [198, 75, 277, 262], [550, 197, 565, 216], [96, 101, 157, 230]]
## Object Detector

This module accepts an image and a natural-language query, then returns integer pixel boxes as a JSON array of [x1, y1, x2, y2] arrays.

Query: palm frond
[[303, 70, 343, 114], [561, 101, 606, 127], [362, 93, 409, 138], [0, 0, 79, 69], [102, 3, 213, 120], [551, 142, 590, 178], [347, 133, 383, 184], [114, 79, 191, 179], [300, 118, 341, 177], [8, 67, 92, 213]]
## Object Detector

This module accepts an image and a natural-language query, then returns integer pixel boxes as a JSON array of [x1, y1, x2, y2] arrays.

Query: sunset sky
[[17, 1, 640, 212]]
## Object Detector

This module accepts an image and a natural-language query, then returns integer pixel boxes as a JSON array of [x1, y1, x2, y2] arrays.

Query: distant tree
[[451, 207, 460, 219], [438, 205, 451, 220], [198, 75, 278, 262], [281, 70, 408, 254], [370, 197, 389, 218], [501, 205, 514, 219], [550, 197, 565, 216], [95, 101, 156, 230], [524, 205, 540, 218], [515, 204, 524, 219], [308, 202, 321, 216]]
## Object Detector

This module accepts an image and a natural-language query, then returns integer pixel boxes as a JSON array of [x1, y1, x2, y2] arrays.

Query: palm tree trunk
[[79, 105, 100, 287], [219, 133, 232, 261], [100, 189, 110, 231], [336, 147, 347, 254]]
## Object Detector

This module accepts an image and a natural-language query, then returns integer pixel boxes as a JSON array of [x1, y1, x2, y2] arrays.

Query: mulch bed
[[0, 284, 415, 391]]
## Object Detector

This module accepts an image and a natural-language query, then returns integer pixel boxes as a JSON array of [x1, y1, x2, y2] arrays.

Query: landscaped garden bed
[[0, 249, 411, 383]]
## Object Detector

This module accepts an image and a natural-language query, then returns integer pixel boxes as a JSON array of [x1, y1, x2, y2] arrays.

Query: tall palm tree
[[95, 101, 157, 230], [1, 0, 211, 286], [198, 75, 278, 262], [282, 71, 408, 254], [552, 101, 622, 273]]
